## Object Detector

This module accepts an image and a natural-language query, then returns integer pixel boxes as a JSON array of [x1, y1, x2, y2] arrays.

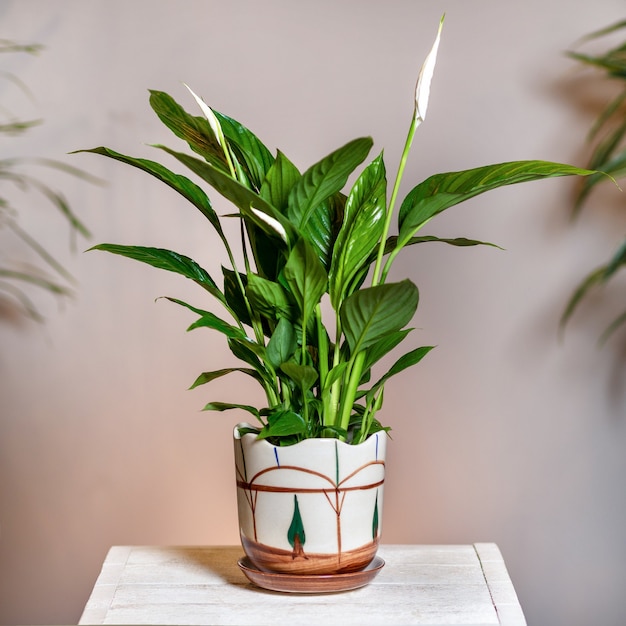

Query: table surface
[[79, 544, 526, 626]]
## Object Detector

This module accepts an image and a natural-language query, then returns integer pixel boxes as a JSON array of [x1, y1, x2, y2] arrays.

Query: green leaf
[[362, 329, 413, 373], [160, 296, 245, 337], [260, 150, 301, 212], [226, 336, 276, 395], [397, 161, 596, 247], [246, 273, 295, 321], [367, 346, 435, 399], [190, 367, 261, 389], [257, 410, 307, 440], [254, 151, 302, 279], [385, 234, 503, 252], [222, 267, 251, 327], [287, 137, 372, 233], [280, 361, 318, 391], [329, 153, 386, 306], [89, 244, 226, 303], [77, 146, 225, 238], [340, 280, 419, 354], [321, 362, 349, 394], [228, 336, 268, 365], [307, 193, 347, 271], [283, 238, 328, 325], [202, 402, 261, 421], [267, 317, 297, 369]]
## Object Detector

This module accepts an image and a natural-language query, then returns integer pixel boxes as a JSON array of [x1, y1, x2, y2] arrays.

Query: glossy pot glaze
[[233, 423, 386, 575]]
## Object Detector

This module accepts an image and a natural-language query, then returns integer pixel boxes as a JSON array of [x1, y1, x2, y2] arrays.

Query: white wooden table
[[79, 544, 526, 625]]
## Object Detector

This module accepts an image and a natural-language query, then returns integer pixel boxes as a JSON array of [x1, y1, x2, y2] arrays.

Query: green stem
[[337, 112, 422, 440], [371, 111, 421, 287], [338, 350, 366, 435], [238, 218, 266, 347], [326, 310, 344, 429], [316, 304, 329, 390]]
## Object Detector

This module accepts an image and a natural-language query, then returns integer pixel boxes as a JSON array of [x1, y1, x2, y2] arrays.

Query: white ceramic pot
[[233, 423, 386, 575]]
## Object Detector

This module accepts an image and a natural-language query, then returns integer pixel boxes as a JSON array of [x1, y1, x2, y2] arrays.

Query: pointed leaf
[[190, 367, 261, 390], [287, 137, 372, 232], [362, 328, 413, 373], [202, 402, 261, 421], [77, 147, 225, 238], [367, 346, 435, 398], [330, 153, 386, 306], [161, 296, 245, 337], [89, 244, 226, 303], [385, 235, 503, 252]]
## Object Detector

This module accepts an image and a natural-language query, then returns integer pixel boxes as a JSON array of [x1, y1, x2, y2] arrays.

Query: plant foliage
[[81, 19, 593, 444], [0, 40, 95, 323], [561, 20, 626, 342]]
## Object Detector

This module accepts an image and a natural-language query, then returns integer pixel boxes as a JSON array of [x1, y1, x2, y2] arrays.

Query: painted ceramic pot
[[233, 423, 386, 575]]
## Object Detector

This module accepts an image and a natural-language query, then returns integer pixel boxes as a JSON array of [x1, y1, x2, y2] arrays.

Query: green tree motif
[[372, 492, 379, 539], [287, 494, 306, 558]]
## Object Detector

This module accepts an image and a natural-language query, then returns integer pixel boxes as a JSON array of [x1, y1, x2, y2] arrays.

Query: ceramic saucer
[[237, 556, 385, 593]]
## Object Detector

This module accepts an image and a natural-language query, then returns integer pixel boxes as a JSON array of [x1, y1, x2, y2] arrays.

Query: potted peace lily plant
[[80, 18, 593, 590]]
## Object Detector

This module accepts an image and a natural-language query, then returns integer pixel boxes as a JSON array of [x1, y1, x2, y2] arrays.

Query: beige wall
[[2, 1, 626, 624]]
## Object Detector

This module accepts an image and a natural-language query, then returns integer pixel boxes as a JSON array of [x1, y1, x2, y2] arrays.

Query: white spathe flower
[[183, 82, 224, 146], [250, 207, 288, 242], [184, 82, 237, 178], [414, 14, 444, 123]]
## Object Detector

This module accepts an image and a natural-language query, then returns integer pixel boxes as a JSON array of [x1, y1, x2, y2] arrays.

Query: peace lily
[[79, 18, 594, 445]]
